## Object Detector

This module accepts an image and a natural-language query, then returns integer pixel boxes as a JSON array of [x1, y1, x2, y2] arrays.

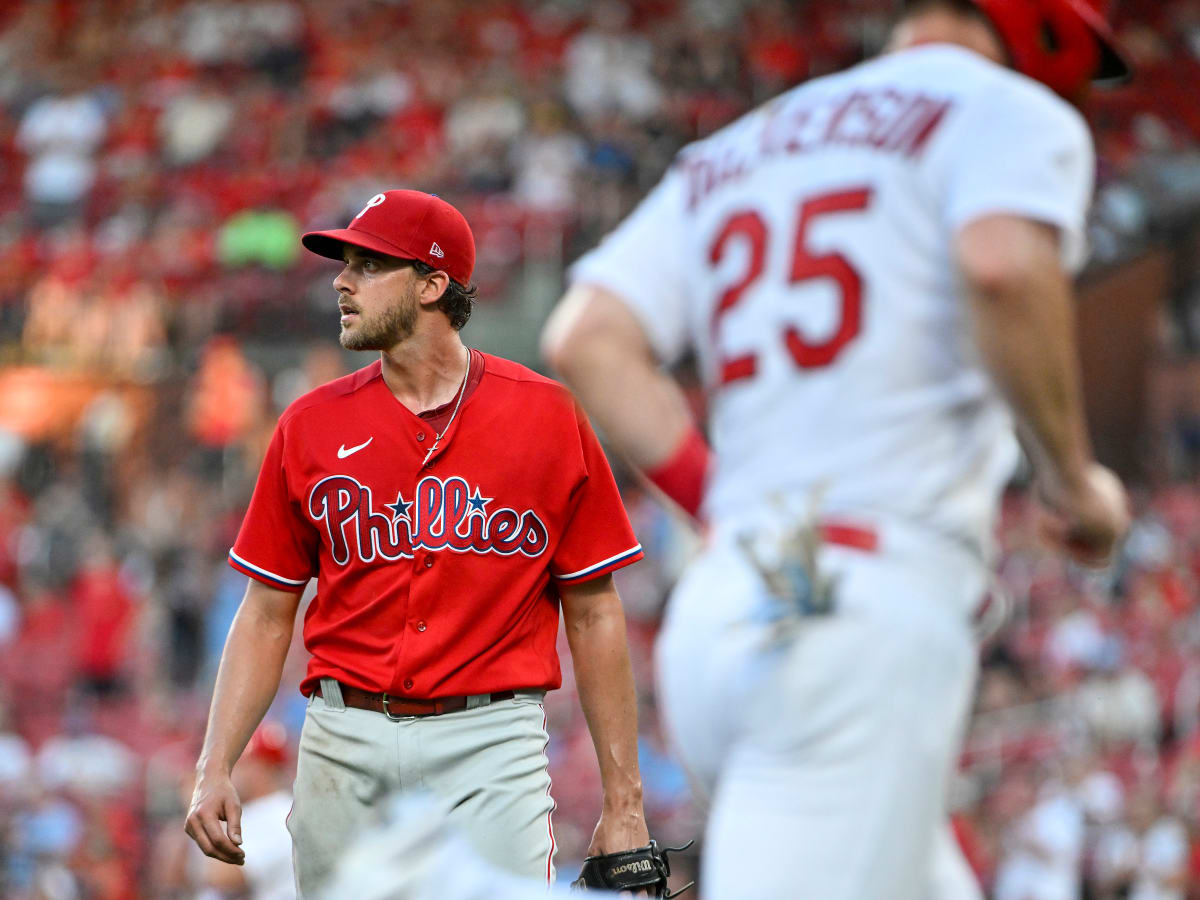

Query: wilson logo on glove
[[571, 839, 694, 898]]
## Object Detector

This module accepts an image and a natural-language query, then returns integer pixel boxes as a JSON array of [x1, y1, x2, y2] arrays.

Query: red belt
[[819, 521, 879, 553], [315, 683, 517, 719]]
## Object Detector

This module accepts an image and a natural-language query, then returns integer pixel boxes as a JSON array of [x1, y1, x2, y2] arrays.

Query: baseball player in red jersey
[[184, 190, 651, 895]]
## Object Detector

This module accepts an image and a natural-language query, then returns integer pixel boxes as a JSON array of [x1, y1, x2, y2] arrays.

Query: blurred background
[[0, 0, 1199, 897]]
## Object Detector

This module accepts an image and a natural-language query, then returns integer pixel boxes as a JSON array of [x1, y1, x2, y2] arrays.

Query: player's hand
[[185, 768, 245, 866], [1036, 462, 1130, 567], [588, 806, 652, 896]]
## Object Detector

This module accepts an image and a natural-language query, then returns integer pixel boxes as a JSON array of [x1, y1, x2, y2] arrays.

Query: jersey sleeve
[[551, 406, 644, 584], [939, 81, 1095, 273], [228, 420, 318, 590], [568, 163, 692, 364]]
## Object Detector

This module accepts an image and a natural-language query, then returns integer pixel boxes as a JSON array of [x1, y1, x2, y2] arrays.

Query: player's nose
[[332, 265, 354, 295]]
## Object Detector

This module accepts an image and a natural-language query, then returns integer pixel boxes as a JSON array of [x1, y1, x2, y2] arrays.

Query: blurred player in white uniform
[[542, 1, 1132, 898], [197, 722, 296, 900]]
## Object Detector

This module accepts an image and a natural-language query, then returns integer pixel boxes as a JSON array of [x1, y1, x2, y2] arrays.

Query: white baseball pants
[[656, 520, 985, 900]]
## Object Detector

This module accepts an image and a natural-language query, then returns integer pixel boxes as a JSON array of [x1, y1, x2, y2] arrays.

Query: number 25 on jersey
[[709, 187, 873, 386]]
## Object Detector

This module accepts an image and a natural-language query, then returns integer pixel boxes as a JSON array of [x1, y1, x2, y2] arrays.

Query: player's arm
[[958, 214, 1128, 564], [542, 286, 709, 519], [185, 579, 302, 865], [558, 573, 650, 855]]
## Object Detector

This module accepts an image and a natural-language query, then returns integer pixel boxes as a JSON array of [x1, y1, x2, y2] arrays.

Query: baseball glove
[[570, 839, 694, 897]]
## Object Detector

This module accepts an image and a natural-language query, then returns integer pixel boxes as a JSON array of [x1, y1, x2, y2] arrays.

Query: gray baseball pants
[[287, 678, 557, 897]]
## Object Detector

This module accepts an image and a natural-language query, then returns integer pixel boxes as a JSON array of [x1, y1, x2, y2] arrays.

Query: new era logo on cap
[[300, 189, 477, 285]]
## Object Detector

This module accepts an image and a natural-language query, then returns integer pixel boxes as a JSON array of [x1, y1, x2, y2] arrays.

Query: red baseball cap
[[302, 189, 476, 285]]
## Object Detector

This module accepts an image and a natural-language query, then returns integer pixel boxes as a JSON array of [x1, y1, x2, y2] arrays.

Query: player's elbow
[[540, 285, 634, 384], [956, 215, 1064, 299], [539, 309, 583, 380]]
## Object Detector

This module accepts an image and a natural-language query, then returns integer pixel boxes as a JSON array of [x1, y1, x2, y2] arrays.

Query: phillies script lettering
[[308, 474, 549, 565]]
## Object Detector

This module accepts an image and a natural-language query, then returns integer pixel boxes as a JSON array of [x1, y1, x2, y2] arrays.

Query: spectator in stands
[[564, 0, 662, 122], [16, 65, 108, 227], [994, 771, 1086, 900], [1093, 784, 1190, 899], [511, 100, 585, 214], [1076, 653, 1163, 748], [157, 69, 234, 168]]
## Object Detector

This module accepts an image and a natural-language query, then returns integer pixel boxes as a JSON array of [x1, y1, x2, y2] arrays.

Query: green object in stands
[[217, 210, 301, 269]]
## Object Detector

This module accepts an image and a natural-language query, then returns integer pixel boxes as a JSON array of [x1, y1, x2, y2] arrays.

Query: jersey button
[[403, 678, 414, 691], [416, 433, 426, 442], [415, 620, 426, 632], [423, 557, 434, 568]]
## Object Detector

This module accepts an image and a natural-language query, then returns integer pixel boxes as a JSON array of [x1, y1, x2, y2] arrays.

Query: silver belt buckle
[[381, 695, 415, 721]]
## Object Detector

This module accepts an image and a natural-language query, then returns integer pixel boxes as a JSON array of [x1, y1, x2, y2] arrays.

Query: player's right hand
[[185, 769, 246, 865], [1036, 462, 1130, 567]]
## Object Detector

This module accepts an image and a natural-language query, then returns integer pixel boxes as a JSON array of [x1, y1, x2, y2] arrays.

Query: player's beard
[[339, 282, 419, 351]]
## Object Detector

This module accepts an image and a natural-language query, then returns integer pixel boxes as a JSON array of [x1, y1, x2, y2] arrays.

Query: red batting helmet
[[970, 0, 1130, 99]]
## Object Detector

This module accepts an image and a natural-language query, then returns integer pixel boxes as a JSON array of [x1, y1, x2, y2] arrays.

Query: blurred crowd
[[2, 0, 1200, 897], [955, 489, 1200, 899], [1, 0, 1200, 357]]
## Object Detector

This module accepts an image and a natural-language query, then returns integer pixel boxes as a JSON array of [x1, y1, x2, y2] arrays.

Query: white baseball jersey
[[239, 790, 297, 900], [571, 44, 1095, 555]]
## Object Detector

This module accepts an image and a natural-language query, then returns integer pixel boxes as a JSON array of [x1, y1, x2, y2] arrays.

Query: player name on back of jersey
[[682, 85, 954, 210]]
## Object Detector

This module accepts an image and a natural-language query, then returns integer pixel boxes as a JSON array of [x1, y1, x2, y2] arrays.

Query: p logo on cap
[[301, 189, 477, 285], [355, 193, 387, 219]]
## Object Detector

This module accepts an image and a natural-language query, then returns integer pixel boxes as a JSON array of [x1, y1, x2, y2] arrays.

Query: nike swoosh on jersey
[[337, 437, 374, 459]]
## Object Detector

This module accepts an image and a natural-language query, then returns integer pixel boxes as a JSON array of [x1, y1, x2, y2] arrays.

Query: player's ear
[[417, 269, 450, 308]]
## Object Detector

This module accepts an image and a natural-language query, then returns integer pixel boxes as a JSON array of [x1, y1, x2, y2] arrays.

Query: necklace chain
[[421, 349, 471, 467]]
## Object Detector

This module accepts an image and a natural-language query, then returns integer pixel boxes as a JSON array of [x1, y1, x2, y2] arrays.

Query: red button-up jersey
[[228, 352, 643, 699]]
